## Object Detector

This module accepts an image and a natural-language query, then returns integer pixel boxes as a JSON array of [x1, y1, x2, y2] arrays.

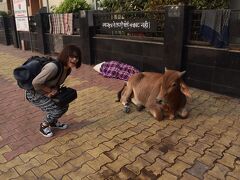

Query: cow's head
[[156, 68, 191, 105]]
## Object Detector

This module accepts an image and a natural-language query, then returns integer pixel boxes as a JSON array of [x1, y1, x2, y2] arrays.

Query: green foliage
[[99, 0, 119, 12], [145, 0, 229, 10], [100, 0, 148, 12], [0, 11, 8, 16], [53, 0, 91, 13], [123, 0, 148, 11], [99, 0, 229, 12], [144, 0, 179, 11], [191, 0, 228, 9]]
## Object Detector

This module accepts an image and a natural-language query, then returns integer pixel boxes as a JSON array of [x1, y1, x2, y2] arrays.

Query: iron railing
[[29, 16, 37, 32], [189, 10, 202, 42]]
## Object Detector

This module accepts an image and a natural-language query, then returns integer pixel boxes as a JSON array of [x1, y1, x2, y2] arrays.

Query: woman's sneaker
[[50, 122, 68, 130], [40, 122, 53, 137]]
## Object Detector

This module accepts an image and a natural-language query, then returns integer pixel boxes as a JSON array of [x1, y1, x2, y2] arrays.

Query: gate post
[[9, 16, 19, 48], [79, 10, 95, 65], [35, 13, 47, 54], [0, 16, 13, 45], [229, 0, 240, 50], [163, 5, 188, 70]]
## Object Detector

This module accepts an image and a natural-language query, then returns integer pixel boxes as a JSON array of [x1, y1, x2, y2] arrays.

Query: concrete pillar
[[163, 5, 188, 70], [229, 0, 240, 49], [230, 0, 240, 9], [35, 13, 46, 54], [79, 10, 95, 64], [10, 16, 19, 48]]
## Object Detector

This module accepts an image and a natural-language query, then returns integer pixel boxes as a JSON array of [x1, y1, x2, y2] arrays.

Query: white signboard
[[13, 0, 29, 31]]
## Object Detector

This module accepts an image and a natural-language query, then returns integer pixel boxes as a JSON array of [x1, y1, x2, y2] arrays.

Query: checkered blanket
[[48, 14, 52, 34], [64, 13, 73, 35], [100, 61, 140, 81], [51, 14, 60, 34], [49, 13, 73, 35]]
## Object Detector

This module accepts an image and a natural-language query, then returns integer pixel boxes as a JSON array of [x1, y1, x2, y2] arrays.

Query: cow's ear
[[180, 81, 191, 98]]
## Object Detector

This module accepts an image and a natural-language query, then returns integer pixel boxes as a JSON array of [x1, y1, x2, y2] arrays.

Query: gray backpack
[[13, 56, 63, 90]]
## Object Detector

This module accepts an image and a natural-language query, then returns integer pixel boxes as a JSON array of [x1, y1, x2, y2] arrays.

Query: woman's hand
[[47, 89, 58, 97], [40, 85, 58, 97]]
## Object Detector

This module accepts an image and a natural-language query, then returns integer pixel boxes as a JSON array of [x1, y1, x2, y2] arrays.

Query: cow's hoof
[[136, 105, 145, 111], [178, 109, 189, 119], [169, 114, 175, 120], [123, 106, 130, 113]]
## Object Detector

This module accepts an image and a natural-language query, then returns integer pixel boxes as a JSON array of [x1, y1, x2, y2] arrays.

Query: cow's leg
[[166, 109, 176, 120], [120, 85, 133, 113], [136, 105, 145, 112], [148, 105, 164, 121], [131, 97, 145, 111], [168, 113, 175, 120], [116, 83, 127, 102]]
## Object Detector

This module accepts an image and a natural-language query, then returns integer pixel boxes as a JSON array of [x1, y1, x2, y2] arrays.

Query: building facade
[[0, 0, 96, 16], [0, 0, 12, 14]]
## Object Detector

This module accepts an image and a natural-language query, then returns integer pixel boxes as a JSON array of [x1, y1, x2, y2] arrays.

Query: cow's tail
[[116, 82, 127, 102]]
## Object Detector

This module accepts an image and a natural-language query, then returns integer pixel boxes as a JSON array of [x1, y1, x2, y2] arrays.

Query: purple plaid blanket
[[100, 61, 140, 81]]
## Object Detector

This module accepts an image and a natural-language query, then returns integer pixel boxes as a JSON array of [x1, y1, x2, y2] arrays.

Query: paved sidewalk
[[0, 44, 240, 180]]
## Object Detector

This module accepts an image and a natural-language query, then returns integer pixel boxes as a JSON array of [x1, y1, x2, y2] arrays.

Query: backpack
[[13, 56, 63, 90]]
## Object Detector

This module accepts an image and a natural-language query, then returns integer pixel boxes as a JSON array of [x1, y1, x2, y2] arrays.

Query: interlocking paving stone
[[217, 152, 236, 169], [140, 148, 163, 164], [0, 44, 240, 179], [31, 159, 59, 177], [106, 156, 131, 173], [0, 145, 11, 155], [17, 170, 38, 180], [187, 160, 210, 179], [225, 144, 240, 157], [207, 163, 231, 179], [0, 168, 19, 179], [145, 157, 170, 176], [203, 174, 218, 180], [177, 149, 201, 165], [228, 163, 240, 179], [189, 141, 211, 155], [15, 158, 41, 175], [87, 166, 115, 179], [115, 166, 137, 179], [52, 150, 77, 166], [225, 175, 239, 180], [166, 160, 191, 177], [87, 153, 112, 171], [125, 156, 151, 176], [69, 151, 94, 169], [161, 150, 183, 164], [181, 172, 199, 180], [68, 164, 95, 179], [49, 162, 76, 179], [159, 170, 178, 180], [197, 150, 221, 168], [0, 157, 24, 173]]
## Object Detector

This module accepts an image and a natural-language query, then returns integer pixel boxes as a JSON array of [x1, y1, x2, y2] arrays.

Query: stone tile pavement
[[0, 44, 240, 179]]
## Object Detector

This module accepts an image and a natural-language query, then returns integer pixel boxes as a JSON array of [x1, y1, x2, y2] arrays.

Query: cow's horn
[[179, 71, 186, 77], [165, 67, 168, 72]]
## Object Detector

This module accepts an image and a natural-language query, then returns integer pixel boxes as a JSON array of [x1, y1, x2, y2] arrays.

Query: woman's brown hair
[[57, 45, 82, 68]]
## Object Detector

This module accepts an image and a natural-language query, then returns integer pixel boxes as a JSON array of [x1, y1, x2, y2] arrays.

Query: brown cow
[[119, 68, 191, 121]]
